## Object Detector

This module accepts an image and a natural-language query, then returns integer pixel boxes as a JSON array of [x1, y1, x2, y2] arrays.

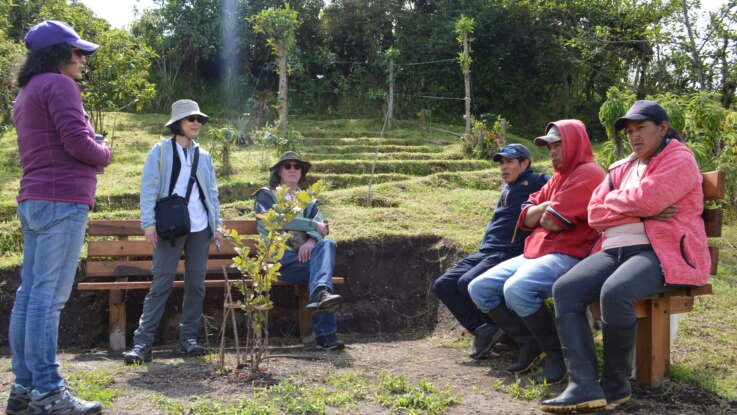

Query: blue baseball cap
[[614, 100, 669, 131], [24, 20, 99, 54], [492, 143, 532, 162]]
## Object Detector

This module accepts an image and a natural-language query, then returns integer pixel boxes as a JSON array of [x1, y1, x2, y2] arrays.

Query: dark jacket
[[480, 168, 549, 254]]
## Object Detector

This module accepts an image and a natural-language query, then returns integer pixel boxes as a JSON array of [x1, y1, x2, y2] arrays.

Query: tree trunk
[[381, 57, 395, 137], [681, 0, 706, 90], [463, 33, 471, 135], [278, 45, 288, 133], [719, 34, 735, 108]]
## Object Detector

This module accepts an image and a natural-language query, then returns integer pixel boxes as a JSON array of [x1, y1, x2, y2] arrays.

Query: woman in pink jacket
[[540, 101, 710, 413]]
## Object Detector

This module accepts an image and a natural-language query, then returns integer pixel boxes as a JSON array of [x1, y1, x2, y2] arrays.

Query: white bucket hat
[[164, 99, 209, 127]]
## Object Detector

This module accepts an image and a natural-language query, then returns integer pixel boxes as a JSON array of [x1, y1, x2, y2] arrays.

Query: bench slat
[[87, 239, 255, 257], [85, 259, 237, 277], [703, 208, 722, 238], [78, 276, 346, 291], [87, 219, 259, 236], [702, 170, 725, 201]]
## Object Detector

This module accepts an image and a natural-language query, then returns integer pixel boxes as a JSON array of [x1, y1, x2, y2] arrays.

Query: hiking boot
[[469, 323, 504, 360], [315, 333, 345, 351], [28, 387, 101, 415], [123, 344, 152, 365], [6, 383, 31, 415], [181, 338, 206, 357], [306, 287, 342, 312]]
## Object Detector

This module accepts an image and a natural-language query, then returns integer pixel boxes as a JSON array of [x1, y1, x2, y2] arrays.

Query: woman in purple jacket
[[7, 20, 111, 415]]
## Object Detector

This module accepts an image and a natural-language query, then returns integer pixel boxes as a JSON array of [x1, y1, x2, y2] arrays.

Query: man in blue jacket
[[432, 144, 549, 359]]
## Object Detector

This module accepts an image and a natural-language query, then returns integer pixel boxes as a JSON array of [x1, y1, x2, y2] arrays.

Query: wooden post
[[296, 285, 314, 344], [635, 298, 671, 386], [108, 289, 126, 352]]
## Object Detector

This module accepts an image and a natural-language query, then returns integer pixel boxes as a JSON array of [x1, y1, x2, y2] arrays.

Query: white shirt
[[602, 159, 650, 249], [173, 142, 208, 233]]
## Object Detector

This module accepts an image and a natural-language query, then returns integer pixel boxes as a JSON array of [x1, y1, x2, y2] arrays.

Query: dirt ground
[[1, 322, 736, 414]]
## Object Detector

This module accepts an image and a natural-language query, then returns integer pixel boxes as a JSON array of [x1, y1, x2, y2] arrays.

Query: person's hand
[[298, 238, 316, 262], [316, 221, 330, 237], [145, 229, 157, 248], [213, 232, 224, 252], [650, 205, 678, 221]]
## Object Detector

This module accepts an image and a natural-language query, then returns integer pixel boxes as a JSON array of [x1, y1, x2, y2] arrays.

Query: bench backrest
[[85, 220, 259, 279], [702, 170, 725, 275]]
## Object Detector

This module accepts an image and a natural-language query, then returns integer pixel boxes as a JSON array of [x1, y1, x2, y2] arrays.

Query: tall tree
[[455, 15, 474, 135], [249, 3, 300, 132]]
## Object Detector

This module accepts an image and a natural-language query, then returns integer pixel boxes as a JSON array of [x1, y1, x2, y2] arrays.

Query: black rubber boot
[[488, 304, 544, 374], [469, 323, 504, 360], [601, 322, 636, 406], [539, 313, 606, 413], [521, 306, 567, 384]]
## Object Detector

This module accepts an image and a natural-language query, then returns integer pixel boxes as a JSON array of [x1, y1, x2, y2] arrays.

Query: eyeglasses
[[281, 162, 301, 170], [185, 115, 208, 124]]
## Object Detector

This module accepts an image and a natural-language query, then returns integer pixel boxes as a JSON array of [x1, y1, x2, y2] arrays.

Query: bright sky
[[79, 0, 728, 29], [78, 0, 158, 29]]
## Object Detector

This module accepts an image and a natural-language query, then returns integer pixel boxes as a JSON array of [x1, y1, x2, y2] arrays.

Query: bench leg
[[295, 285, 314, 344], [635, 298, 671, 387], [109, 289, 126, 352]]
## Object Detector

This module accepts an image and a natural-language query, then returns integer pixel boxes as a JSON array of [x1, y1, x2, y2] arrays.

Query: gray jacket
[[139, 138, 222, 233]]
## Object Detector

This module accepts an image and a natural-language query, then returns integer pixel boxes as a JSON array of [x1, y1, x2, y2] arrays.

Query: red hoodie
[[517, 120, 605, 259]]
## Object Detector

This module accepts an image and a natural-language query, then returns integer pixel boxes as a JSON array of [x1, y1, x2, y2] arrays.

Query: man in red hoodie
[[468, 119, 605, 384]]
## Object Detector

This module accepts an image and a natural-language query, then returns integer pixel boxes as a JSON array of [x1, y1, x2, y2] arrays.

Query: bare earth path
[[2, 330, 735, 414]]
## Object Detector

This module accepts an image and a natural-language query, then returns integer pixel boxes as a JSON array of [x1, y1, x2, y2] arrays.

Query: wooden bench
[[77, 219, 345, 351], [590, 170, 724, 386]]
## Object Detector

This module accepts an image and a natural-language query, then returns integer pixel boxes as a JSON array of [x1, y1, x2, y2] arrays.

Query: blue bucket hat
[[24, 20, 99, 54]]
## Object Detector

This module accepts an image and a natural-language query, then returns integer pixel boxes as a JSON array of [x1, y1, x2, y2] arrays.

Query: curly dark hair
[[17, 43, 73, 88]]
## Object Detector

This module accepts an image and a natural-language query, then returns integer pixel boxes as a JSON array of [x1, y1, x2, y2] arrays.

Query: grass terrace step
[[304, 137, 429, 146], [306, 173, 412, 189], [303, 144, 443, 154], [306, 152, 464, 161], [310, 159, 492, 175]]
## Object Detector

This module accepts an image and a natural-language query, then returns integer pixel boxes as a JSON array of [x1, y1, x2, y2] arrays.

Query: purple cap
[[24, 20, 99, 54], [614, 100, 669, 131]]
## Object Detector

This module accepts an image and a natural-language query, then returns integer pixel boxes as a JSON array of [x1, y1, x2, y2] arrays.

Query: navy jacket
[[480, 168, 549, 254]]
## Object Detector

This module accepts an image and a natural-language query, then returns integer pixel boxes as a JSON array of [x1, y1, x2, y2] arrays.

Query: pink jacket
[[588, 139, 710, 286]]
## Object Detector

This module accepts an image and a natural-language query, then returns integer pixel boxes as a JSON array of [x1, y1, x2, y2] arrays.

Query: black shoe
[[6, 383, 30, 415], [521, 306, 567, 384], [306, 287, 342, 312], [487, 304, 544, 374], [539, 313, 606, 413], [28, 386, 101, 415], [315, 333, 345, 350], [123, 344, 152, 365], [469, 324, 504, 360], [181, 338, 206, 357]]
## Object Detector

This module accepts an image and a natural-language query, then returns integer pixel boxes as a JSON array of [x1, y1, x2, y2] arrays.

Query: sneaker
[[315, 333, 345, 351], [28, 386, 101, 415], [6, 383, 31, 415], [306, 287, 342, 312], [123, 344, 152, 365], [180, 338, 206, 357]]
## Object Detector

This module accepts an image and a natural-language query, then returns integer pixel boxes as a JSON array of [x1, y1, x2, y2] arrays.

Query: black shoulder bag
[[155, 139, 200, 246]]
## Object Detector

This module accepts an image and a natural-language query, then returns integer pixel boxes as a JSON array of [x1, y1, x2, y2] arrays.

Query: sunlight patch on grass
[[65, 367, 124, 407]]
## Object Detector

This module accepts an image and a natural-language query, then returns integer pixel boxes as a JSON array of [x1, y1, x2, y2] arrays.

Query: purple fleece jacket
[[14, 72, 111, 207]]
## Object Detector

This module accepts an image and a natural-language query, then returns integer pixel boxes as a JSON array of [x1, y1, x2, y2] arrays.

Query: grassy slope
[[0, 113, 735, 399]]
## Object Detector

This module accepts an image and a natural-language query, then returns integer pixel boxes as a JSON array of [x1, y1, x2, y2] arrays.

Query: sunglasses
[[281, 162, 301, 170], [185, 115, 208, 124]]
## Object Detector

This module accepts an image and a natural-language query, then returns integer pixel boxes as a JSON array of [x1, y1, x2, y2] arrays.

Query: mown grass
[[65, 367, 124, 407], [150, 371, 458, 415]]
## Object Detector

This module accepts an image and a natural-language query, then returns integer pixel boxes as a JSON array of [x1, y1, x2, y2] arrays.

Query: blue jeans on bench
[[278, 238, 337, 338], [10, 200, 89, 394]]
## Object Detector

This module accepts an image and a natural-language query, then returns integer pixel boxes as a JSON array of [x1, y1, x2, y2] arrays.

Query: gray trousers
[[132, 228, 211, 346]]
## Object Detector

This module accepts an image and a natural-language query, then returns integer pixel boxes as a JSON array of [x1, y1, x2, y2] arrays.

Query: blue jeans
[[468, 253, 580, 317], [432, 250, 511, 332], [10, 200, 89, 394], [278, 239, 337, 337]]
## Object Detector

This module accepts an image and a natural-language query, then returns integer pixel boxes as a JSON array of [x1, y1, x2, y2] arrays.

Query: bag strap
[[167, 137, 180, 196], [184, 147, 200, 201]]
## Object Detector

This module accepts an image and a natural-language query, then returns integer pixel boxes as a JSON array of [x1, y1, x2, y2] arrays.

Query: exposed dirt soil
[[1, 236, 736, 414]]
